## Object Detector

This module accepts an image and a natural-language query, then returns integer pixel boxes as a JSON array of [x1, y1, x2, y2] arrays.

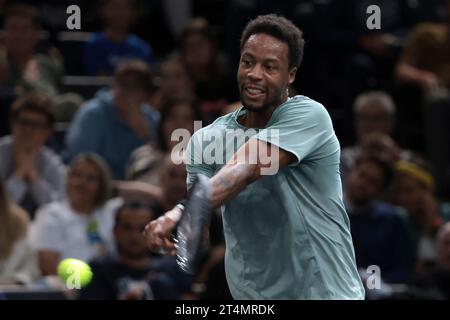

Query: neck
[[118, 254, 149, 269], [240, 95, 288, 128], [70, 200, 95, 215]]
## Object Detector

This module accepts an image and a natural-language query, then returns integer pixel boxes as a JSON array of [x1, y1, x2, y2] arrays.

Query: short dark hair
[[4, 4, 41, 29], [114, 201, 154, 226], [114, 59, 154, 92], [10, 91, 55, 127], [240, 14, 305, 69]]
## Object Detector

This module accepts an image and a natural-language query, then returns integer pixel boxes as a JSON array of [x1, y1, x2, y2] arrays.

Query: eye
[[265, 64, 276, 71], [241, 59, 252, 67]]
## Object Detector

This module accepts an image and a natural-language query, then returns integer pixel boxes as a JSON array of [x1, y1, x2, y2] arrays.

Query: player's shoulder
[[275, 95, 331, 122], [285, 95, 327, 111]]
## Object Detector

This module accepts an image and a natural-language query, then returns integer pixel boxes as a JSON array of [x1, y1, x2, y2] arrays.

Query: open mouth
[[244, 85, 266, 98]]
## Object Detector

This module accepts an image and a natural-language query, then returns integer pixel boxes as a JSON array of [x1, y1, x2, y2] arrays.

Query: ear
[[288, 67, 297, 85]]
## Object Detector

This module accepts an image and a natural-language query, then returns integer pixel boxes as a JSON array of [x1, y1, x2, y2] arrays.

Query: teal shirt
[[186, 95, 365, 299]]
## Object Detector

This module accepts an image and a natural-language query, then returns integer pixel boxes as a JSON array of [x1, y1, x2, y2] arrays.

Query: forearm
[[165, 162, 256, 221], [395, 62, 427, 84], [209, 161, 257, 209]]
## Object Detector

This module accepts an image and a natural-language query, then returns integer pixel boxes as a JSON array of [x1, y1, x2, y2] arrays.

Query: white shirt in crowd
[[31, 198, 123, 263]]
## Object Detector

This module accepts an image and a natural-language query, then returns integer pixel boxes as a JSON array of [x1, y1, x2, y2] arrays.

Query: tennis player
[[144, 14, 365, 299]]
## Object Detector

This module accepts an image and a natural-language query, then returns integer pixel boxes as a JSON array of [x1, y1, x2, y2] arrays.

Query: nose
[[248, 63, 263, 81]]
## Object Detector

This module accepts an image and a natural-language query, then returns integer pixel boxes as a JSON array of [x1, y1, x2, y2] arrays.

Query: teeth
[[247, 88, 263, 94]]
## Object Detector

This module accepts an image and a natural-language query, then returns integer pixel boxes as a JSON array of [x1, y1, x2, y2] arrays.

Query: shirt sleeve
[[255, 98, 336, 166], [31, 206, 65, 253]]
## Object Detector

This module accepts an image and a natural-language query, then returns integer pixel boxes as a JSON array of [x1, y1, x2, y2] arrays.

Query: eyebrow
[[241, 53, 280, 64]]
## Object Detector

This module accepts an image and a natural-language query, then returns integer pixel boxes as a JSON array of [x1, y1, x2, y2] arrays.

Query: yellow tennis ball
[[57, 258, 93, 289]]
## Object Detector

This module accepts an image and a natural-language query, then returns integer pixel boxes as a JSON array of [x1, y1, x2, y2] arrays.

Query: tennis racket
[[175, 174, 212, 274]]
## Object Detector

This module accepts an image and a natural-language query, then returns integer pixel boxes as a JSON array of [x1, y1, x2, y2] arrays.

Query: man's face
[[237, 33, 297, 112], [347, 160, 385, 206], [355, 104, 394, 141], [3, 16, 39, 56], [113, 81, 147, 111], [159, 59, 193, 94], [114, 207, 152, 259], [12, 110, 51, 148], [183, 33, 215, 71]]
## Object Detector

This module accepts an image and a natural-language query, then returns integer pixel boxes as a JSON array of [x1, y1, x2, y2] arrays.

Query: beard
[[239, 86, 287, 113]]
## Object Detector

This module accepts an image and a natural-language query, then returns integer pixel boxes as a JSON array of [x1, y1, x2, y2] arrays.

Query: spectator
[[179, 17, 237, 123], [409, 222, 450, 299], [0, 3, 64, 136], [79, 201, 192, 300], [345, 153, 415, 284], [149, 55, 194, 112], [341, 91, 398, 185], [0, 175, 40, 286], [0, 3, 63, 97], [389, 154, 450, 271], [395, 0, 450, 197], [395, 5, 450, 94], [83, 0, 155, 76], [64, 60, 160, 179], [0, 91, 65, 219], [125, 92, 201, 185], [32, 153, 120, 276]]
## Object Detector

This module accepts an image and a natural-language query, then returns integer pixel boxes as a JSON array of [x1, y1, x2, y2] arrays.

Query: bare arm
[[208, 138, 295, 208], [395, 61, 440, 94], [144, 138, 295, 252]]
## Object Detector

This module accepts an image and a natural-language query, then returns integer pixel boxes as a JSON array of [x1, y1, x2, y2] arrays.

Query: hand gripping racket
[[175, 174, 212, 274]]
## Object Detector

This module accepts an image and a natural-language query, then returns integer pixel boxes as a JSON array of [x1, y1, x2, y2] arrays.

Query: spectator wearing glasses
[[0, 91, 65, 219]]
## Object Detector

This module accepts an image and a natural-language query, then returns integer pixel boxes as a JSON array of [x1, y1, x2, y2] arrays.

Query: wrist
[[165, 205, 183, 222]]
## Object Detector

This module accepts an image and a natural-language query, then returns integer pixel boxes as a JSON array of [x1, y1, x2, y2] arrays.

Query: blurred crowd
[[0, 0, 450, 300]]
